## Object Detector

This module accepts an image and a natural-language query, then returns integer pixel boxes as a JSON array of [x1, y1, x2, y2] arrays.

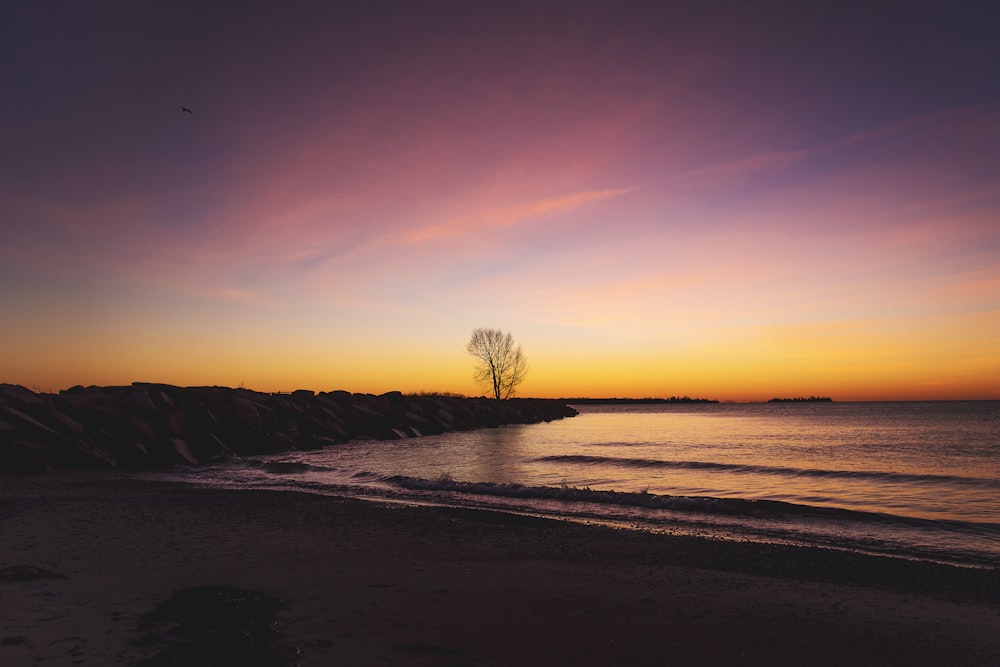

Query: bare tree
[[466, 327, 528, 400]]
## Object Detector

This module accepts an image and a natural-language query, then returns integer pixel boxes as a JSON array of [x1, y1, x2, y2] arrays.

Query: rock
[[0, 386, 577, 473]]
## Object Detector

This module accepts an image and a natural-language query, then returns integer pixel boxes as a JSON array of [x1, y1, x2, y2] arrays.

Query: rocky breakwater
[[0, 384, 577, 474]]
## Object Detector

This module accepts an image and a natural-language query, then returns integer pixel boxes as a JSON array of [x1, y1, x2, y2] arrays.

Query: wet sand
[[2, 472, 999, 666]]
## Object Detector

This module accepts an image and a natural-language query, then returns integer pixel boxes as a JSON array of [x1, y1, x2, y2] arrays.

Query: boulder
[[0, 386, 577, 473]]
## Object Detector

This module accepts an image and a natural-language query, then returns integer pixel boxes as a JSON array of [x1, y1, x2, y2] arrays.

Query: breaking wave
[[239, 458, 1000, 539], [533, 454, 1000, 489], [383, 474, 1000, 537], [175, 457, 1000, 568]]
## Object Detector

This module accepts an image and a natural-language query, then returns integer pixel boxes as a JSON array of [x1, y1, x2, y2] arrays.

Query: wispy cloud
[[671, 148, 811, 185], [396, 188, 633, 245], [837, 102, 1000, 148], [929, 269, 1000, 305], [662, 102, 1000, 196]]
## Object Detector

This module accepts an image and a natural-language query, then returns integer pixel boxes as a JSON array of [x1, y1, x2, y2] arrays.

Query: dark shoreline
[[9, 471, 1000, 604], [3, 472, 1000, 666]]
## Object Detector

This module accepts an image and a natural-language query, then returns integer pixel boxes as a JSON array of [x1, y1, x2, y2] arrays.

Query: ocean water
[[171, 402, 1000, 568]]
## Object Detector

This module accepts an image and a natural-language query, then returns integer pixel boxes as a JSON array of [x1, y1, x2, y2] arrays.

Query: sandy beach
[[2, 473, 998, 666]]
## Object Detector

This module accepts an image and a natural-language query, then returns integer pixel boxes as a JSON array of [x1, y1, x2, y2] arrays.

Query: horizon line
[[5, 382, 998, 403]]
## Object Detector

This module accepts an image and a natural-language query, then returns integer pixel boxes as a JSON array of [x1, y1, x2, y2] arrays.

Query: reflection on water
[[311, 402, 1000, 524], [177, 401, 1000, 567], [464, 426, 531, 484]]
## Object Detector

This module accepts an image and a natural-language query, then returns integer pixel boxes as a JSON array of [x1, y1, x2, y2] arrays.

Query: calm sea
[[170, 402, 1000, 568]]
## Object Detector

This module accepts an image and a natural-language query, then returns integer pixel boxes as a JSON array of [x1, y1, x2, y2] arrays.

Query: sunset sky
[[2, 1, 999, 401]]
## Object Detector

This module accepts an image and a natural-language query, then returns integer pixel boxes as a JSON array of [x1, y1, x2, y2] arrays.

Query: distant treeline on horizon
[[561, 396, 837, 405], [767, 396, 833, 403], [562, 396, 720, 404]]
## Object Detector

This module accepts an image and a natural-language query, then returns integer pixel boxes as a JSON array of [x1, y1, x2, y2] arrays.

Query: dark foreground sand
[[2, 473, 998, 666]]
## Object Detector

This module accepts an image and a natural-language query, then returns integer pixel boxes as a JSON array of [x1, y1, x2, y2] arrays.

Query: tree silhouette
[[466, 328, 528, 400]]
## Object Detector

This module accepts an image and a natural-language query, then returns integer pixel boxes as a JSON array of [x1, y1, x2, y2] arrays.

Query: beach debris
[[135, 584, 297, 666]]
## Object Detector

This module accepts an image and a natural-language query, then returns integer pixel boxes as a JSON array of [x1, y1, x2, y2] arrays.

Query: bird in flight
[[180, 106, 193, 113]]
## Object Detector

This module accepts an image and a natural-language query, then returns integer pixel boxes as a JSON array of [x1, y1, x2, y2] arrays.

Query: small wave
[[259, 461, 399, 483], [534, 454, 1000, 489], [388, 476, 866, 522], [349, 470, 395, 483], [382, 474, 1000, 538], [257, 460, 349, 475], [263, 461, 319, 474], [386, 474, 831, 518]]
